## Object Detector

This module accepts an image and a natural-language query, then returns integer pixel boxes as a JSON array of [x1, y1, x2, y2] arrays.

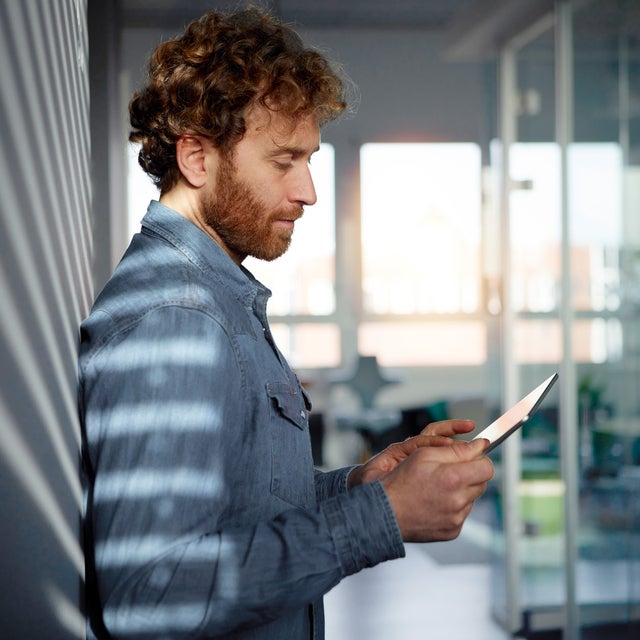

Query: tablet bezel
[[473, 372, 559, 453]]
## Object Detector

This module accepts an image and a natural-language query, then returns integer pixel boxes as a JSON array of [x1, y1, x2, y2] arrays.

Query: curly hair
[[129, 7, 348, 193]]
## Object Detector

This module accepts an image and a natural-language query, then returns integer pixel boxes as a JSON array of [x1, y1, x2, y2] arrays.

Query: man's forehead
[[244, 105, 320, 151]]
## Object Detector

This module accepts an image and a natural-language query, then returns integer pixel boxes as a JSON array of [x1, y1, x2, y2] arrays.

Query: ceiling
[[120, 0, 477, 31], [118, 1, 640, 60], [117, 0, 573, 61]]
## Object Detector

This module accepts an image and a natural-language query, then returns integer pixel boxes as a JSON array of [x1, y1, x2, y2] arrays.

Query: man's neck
[[159, 187, 243, 265]]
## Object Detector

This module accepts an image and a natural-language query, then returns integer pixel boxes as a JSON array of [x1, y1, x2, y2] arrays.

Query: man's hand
[[348, 419, 476, 488], [381, 439, 493, 542], [346, 419, 493, 543]]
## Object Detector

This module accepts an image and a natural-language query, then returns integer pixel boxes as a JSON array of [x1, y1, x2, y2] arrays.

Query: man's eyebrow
[[269, 144, 320, 157]]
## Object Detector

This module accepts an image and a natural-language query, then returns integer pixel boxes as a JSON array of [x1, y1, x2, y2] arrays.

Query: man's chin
[[251, 238, 291, 262]]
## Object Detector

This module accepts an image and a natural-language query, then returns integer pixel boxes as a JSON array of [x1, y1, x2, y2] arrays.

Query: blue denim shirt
[[79, 201, 404, 640]]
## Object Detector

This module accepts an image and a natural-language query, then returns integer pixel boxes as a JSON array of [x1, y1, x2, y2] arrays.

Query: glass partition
[[491, 1, 640, 637], [573, 0, 640, 635]]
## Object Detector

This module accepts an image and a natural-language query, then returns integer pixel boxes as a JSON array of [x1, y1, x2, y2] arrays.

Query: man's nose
[[291, 165, 317, 206]]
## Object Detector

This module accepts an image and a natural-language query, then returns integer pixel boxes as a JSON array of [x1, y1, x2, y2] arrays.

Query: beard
[[200, 153, 303, 262]]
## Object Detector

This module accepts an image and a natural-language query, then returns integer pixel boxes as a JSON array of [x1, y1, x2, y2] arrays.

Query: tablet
[[473, 372, 558, 453]]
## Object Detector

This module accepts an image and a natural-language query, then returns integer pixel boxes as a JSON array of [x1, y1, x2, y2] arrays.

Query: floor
[[322, 508, 640, 640], [324, 542, 511, 640]]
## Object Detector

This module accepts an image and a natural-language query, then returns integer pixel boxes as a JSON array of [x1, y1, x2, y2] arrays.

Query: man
[[79, 8, 493, 639]]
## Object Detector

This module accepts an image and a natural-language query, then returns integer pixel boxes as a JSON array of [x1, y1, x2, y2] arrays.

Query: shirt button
[[300, 410, 306, 418]]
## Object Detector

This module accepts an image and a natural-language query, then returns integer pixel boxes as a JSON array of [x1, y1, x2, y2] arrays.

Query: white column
[[556, 1, 579, 638]]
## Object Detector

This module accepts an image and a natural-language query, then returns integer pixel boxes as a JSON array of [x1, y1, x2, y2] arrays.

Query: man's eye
[[274, 161, 292, 170]]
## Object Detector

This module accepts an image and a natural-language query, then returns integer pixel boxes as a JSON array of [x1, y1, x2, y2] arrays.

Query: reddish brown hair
[[129, 8, 347, 192]]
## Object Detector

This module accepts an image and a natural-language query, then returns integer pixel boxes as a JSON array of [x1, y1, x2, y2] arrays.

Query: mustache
[[274, 206, 304, 221]]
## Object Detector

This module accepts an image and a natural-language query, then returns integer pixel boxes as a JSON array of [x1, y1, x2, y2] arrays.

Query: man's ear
[[175, 135, 216, 188]]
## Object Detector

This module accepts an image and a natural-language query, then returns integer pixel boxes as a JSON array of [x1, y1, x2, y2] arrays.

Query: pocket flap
[[266, 382, 309, 430]]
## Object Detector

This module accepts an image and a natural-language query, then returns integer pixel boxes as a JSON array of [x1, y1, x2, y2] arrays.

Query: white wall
[[303, 28, 488, 144]]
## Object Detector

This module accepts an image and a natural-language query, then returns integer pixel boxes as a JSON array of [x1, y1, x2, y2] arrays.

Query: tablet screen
[[473, 373, 558, 453]]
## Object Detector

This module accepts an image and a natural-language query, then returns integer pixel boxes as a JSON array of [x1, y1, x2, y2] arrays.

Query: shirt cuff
[[314, 466, 355, 502], [321, 480, 405, 577]]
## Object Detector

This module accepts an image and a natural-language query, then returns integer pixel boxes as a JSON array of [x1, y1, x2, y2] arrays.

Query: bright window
[[359, 143, 484, 366], [270, 323, 340, 369], [360, 143, 482, 315], [359, 321, 486, 367], [127, 143, 160, 238]]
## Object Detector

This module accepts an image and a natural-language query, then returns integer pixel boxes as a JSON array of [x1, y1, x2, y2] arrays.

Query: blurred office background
[[1, 0, 640, 638]]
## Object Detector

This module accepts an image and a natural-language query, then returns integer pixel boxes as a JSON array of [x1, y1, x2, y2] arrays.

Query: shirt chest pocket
[[266, 381, 315, 507]]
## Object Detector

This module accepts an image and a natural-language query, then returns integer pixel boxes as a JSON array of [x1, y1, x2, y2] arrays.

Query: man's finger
[[421, 419, 475, 438], [415, 437, 491, 465]]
